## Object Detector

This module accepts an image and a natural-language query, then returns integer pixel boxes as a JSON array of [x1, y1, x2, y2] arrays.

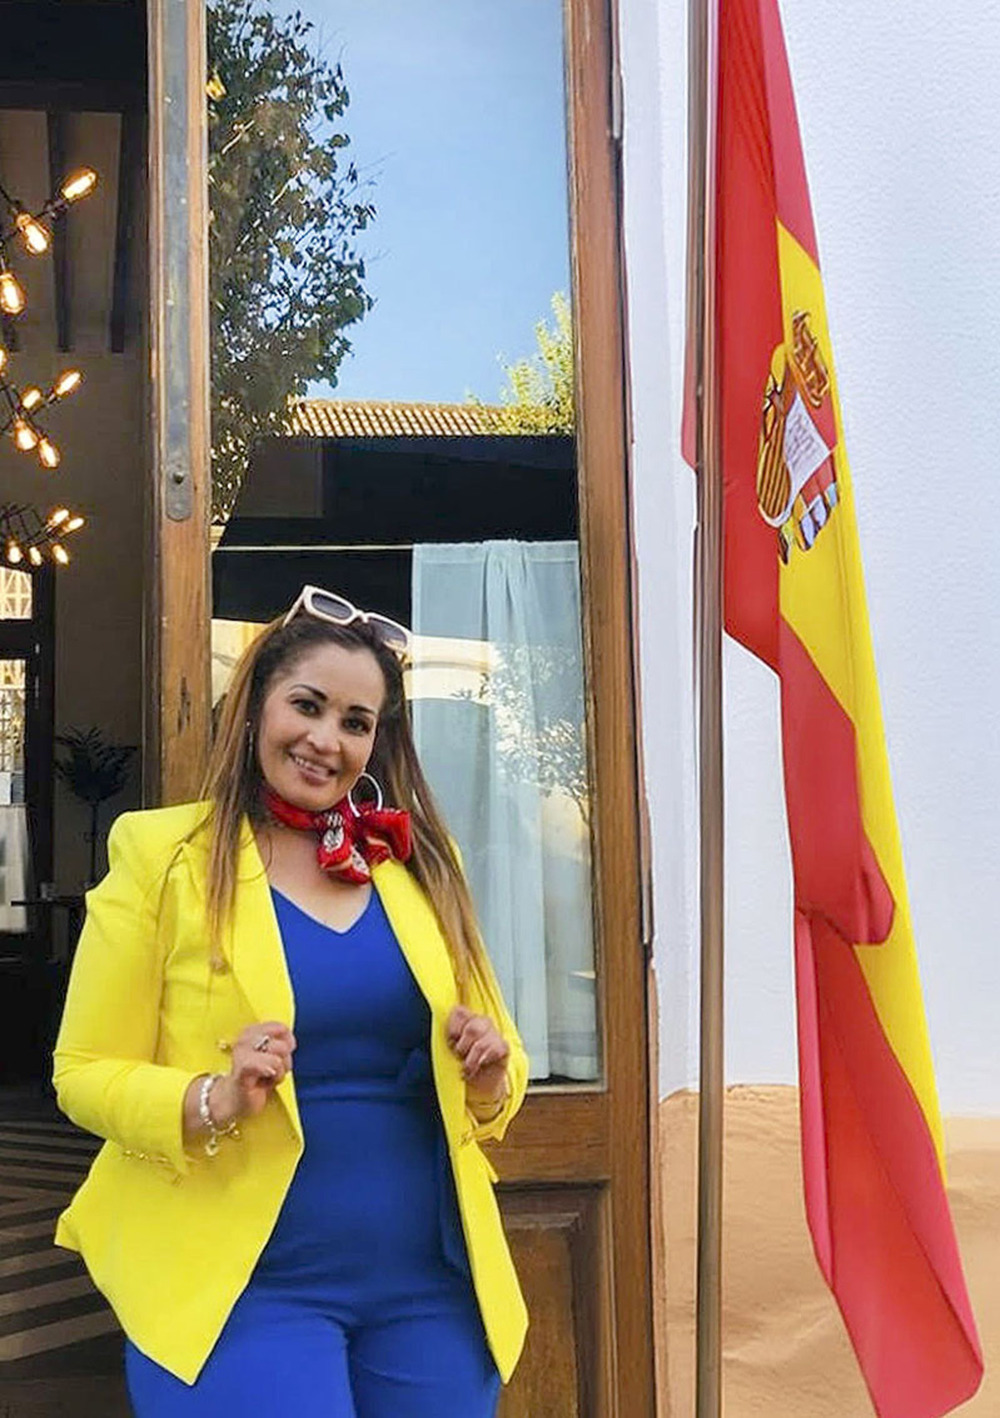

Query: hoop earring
[[348, 770, 383, 813]]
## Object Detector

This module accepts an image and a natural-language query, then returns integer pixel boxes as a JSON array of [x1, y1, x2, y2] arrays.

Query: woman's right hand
[[212, 1021, 297, 1123]]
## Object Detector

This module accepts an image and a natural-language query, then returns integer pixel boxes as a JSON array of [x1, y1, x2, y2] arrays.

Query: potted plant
[[54, 727, 136, 885]]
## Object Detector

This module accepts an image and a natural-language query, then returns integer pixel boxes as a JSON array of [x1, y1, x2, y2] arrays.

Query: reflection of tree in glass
[[454, 640, 589, 826], [207, 1, 375, 519], [471, 293, 575, 435]]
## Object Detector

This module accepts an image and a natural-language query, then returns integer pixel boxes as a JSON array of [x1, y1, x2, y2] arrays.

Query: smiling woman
[[54, 589, 530, 1415]]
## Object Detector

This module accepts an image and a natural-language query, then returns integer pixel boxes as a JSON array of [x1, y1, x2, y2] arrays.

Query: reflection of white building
[[213, 623, 498, 713]]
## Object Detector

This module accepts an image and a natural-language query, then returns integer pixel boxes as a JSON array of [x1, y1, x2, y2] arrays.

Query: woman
[[53, 586, 529, 1416]]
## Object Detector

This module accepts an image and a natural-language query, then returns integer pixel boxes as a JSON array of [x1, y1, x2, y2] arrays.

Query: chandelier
[[0, 165, 97, 566], [0, 502, 85, 566], [0, 167, 97, 312]]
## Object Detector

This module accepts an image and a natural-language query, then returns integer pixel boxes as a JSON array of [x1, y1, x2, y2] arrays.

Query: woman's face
[[256, 642, 386, 812]]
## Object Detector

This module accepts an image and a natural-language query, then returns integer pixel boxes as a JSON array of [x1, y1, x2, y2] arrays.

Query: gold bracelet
[[470, 1077, 510, 1121]]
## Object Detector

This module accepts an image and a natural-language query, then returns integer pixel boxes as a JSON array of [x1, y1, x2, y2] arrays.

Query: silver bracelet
[[198, 1073, 240, 1157]]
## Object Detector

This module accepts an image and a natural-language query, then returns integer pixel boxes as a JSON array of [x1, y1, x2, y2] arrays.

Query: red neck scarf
[[262, 788, 412, 885]]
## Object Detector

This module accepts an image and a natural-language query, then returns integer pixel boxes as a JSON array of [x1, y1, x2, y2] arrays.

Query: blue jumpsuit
[[125, 888, 501, 1417]]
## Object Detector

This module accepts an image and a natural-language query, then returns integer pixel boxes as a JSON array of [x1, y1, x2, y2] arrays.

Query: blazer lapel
[[206, 824, 302, 1141], [373, 859, 459, 1017]]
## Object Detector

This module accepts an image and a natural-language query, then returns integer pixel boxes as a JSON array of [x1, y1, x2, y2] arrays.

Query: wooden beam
[[0, 81, 141, 114], [145, 0, 210, 804], [0, 2, 143, 112], [0, 4, 144, 86], [110, 109, 141, 353], [46, 110, 70, 353]]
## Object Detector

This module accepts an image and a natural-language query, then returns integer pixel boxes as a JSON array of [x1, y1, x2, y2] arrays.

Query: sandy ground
[[654, 1086, 999, 1418]]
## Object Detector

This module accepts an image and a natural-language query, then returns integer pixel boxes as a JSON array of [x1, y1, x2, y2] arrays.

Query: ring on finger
[[253, 1034, 271, 1052]]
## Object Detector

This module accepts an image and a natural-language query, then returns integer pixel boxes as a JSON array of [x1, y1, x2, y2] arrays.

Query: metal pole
[[686, 1, 724, 1416]]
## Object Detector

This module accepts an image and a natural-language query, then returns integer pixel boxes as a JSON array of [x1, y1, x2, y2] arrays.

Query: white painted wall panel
[[621, 0, 1000, 1113]]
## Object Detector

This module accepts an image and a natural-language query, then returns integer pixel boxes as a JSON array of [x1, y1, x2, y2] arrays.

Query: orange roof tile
[[288, 399, 502, 439]]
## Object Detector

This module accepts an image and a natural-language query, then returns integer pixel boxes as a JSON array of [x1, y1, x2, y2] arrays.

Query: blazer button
[[216, 1039, 232, 1053]]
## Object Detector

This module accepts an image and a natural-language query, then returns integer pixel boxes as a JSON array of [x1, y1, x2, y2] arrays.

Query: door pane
[[208, 0, 598, 1081], [0, 567, 32, 621], [0, 658, 29, 931]]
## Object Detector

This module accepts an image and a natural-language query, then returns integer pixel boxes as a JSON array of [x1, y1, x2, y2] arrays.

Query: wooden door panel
[[498, 1188, 613, 1418]]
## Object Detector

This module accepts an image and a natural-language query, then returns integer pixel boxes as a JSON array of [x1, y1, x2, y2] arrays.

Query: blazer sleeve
[[463, 947, 530, 1145], [446, 837, 529, 1144], [52, 813, 199, 1177]]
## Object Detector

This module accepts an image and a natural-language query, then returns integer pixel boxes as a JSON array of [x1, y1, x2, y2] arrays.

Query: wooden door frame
[[145, 0, 211, 805], [146, 0, 653, 1409], [569, 0, 653, 1404], [492, 0, 654, 1410]]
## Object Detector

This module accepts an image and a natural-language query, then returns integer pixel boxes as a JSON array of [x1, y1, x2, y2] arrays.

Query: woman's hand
[[446, 1005, 510, 1107], [212, 1021, 297, 1123]]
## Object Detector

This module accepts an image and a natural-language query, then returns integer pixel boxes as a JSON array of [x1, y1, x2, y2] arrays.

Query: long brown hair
[[196, 613, 496, 1006]]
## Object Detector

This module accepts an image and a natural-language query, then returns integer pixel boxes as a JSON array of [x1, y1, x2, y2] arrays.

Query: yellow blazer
[[53, 802, 529, 1385]]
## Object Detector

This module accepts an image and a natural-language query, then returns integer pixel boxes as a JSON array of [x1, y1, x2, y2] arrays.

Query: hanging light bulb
[[15, 210, 50, 255], [59, 169, 98, 204], [37, 436, 60, 468], [51, 542, 69, 565], [65, 514, 85, 533], [27, 544, 42, 566], [48, 507, 69, 526], [0, 269, 25, 315], [52, 369, 82, 399], [20, 386, 43, 411], [13, 419, 38, 451], [6, 540, 22, 564], [0, 347, 7, 374]]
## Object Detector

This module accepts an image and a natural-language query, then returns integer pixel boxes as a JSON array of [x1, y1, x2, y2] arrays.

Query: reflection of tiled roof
[[289, 399, 501, 439]]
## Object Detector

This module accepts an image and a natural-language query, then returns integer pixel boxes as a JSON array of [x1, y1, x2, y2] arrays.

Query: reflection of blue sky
[[288, 0, 570, 404]]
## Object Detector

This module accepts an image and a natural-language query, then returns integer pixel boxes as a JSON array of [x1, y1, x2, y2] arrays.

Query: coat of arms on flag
[[757, 310, 839, 561]]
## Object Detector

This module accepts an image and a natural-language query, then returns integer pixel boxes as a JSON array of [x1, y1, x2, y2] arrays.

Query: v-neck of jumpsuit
[[252, 886, 471, 1316]]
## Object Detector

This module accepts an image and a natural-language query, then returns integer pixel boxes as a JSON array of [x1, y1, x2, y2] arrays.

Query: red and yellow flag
[[684, 3, 983, 1414]]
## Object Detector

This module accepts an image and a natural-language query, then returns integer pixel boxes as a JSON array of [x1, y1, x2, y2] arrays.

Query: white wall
[[620, 0, 1000, 1114]]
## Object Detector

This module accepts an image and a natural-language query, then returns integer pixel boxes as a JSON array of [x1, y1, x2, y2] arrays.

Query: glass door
[[0, 567, 54, 959]]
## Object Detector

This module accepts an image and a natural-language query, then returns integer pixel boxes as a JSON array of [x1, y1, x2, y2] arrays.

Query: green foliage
[[207, 1, 375, 519], [473, 292, 576, 435]]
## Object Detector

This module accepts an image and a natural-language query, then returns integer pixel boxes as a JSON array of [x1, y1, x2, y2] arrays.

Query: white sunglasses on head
[[282, 585, 412, 660]]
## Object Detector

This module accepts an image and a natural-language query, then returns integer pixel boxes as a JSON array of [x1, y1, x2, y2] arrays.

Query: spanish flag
[[684, 2, 983, 1414]]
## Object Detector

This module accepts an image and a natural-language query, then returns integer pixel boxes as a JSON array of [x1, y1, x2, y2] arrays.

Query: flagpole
[[687, 1, 724, 1416]]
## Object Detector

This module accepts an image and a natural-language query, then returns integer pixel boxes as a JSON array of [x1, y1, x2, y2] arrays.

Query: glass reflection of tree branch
[[207, 1, 376, 519], [471, 293, 575, 435], [453, 640, 590, 828]]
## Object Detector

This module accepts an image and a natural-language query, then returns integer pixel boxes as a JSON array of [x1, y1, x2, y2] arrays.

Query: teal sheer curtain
[[412, 541, 598, 1081]]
